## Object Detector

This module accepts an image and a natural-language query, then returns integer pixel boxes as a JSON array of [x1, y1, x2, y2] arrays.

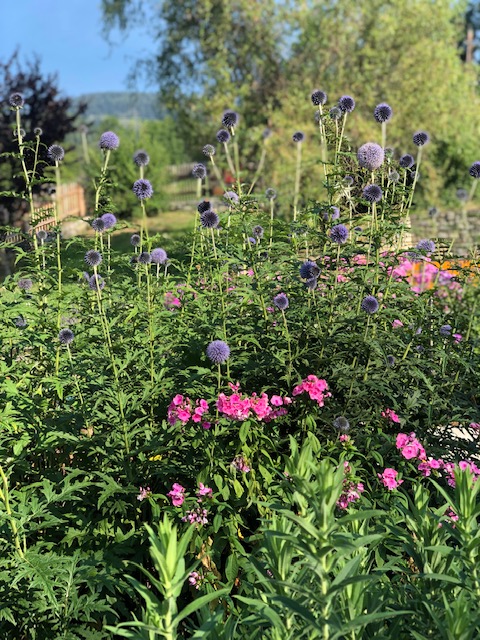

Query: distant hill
[[76, 92, 165, 122]]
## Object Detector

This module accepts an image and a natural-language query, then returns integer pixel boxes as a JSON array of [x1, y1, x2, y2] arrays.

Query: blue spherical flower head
[[363, 184, 383, 203], [330, 224, 349, 244], [253, 225, 264, 239], [374, 103, 393, 123], [132, 179, 153, 200], [9, 92, 24, 108], [469, 161, 480, 179], [18, 278, 33, 291], [416, 239, 435, 253], [216, 129, 231, 143], [248, 237, 256, 245], [311, 89, 327, 106], [222, 110, 239, 129], [200, 210, 220, 228], [130, 234, 141, 247], [151, 248, 167, 264], [456, 188, 469, 201], [343, 175, 354, 186], [206, 340, 230, 364], [292, 131, 305, 143], [386, 355, 395, 367], [273, 292, 289, 310], [91, 218, 105, 232], [14, 316, 27, 328], [440, 324, 452, 336], [198, 200, 211, 213], [36, 229, 48, 241], [329, 107, 342, 120], [413, 130, 429, 146], [85, 250, 102, 267], [265, 188, 277, 200], [223, 191, 239, 204], [101, 213, 117, 229], [338, 95, 355, 113], [34, 127, 43, 136], [357, 143, 384, 170], [333, 416, 350, 433], [300, 260, 321, 280], [305, 277, 318, 290], [202, 144, 215, 157], [399, 154, 415, 169], [388, 171, 400, 183], [133, 149, 150, 166], [99, 131, 119, 150], [138, 251, 152, 264], [88, 274, 105, 290], [361, 295, 379, 314], [192, 163, 207, 179], [47, 144, 65, 162], [58, 328, 74, 345]]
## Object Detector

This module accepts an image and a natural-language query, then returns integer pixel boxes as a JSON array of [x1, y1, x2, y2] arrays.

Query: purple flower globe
[[18, 278, 33, 291], [221, 110, 239, 129], [85, 250, 102, 267], [192, 163, 207, 180], [47, 145, 65, 162], [469, 161, 480, 179], [330, 224, 349, 244], [224, 191, 239, 204], [361, 295, 379, 314], [200, 210, 220, 228], [311, 89, 327, 106], [130, 234, 141, 247], [151, 248, 167, 264], [265, 188, 277, 200], [99, 131, 119, 150], [133, 150, 150, 166], [58, 328, 74, 345], [399, 154, 415, 169], [416, 239, 435, 253], [138, 252, 152, 264], [357, 143, 384, 171], [9, 92, 24, 108], [363, 184, 383, 203], [202, 144, 215, 157], [440, 324, 452, 336], [329, 107, 342, 120], [333, 416, 350, 433], [273, 292, 289, 310], [198, 200, 211, 213], [206, 340, 230, 364], [292, 131, 305, 143], [91, 218, 105, 233], [101, 213, 117, 229], [132, 179, 153, 200], [413, 131, 430, 147], [88, 274, 105, 290], [374, 103, 393, 123], [300, 260, 321, 280], [338, 95, 356, 113], [216, 129, 231, 143]]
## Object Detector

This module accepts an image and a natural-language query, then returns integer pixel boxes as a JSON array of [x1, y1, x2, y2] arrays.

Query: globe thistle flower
[[9, 92, 25, 108], [338, 95, 355, 113], [311, 89, 327, 106], [374, 102, 393, 123], [428, 207, 438, 217], [292, 131, 305, 143], [456, 188, 469, 201], [357, 142, 384, 170], [130, 234, 141, 247], [216, 129, 230, 143], [386, 355, 395, 367], [133, 149, 150, 166], [36, 229, 48, 241], [248, 236, 256, 245], [343, 175, 354, 186], [91, 218, 105, 233], [138, 251, 152, 264], [33, 127, 43, 136], [132, 178, 153, 200], [469, 161, 480, 179], [440, 324, 452, 336], [300, 260, 321, 280], [202, 144, 215, 157], [206, 340, 230, 364], [192, 163, 207, 179], [99, 131, 119, 150], [200, 210, 220, 228], [58, 328, 74, 345], [151, 248, 167, 264], [388, 171, 400, 183], [361, 295, 379, 314], [333, 416, 350, 433], [413, 130, 430, 146], [223, 191, 239, 204], [329, 107, 342, 120], [363, 184, 383, 203], [331, 206, 340, 220], [14, 316, 27, 328], [265, 188, 277, 200], [18, 278, 33, 291], [399, 154, 415, 169], [101, 213, 117, 229], [253, 225, 264, 239], [384, 147, 395, 158], [354, 226, 362, 233], [262, 127, 272, 139], [330, 224, 349, 244], [195, 201, 210, 215], [416, 239, 435, 253], [47, 145, 65, 162], [305, 277, 318, 290], [88, 274, 105, 290], [221, 110, 239, 129], [273, 292, 289, 310], [85, 250, 102, 267]]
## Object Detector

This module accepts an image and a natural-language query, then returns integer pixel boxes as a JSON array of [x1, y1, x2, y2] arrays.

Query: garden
[[1, 87, 480, 639]]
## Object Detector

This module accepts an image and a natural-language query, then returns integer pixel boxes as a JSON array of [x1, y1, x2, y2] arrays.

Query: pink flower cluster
[[382, 408, 400, 423], [167, 395, 210, 429], [197, 483, 213, 500], [337, 462, 364, 510], [188, 571, 205, 589], [182, 506, 209, 527], [292, 375, 331, 407], [231, 455, 251, 473], [396, 432, 426, 460], [217, 383, 291, 422], [167, 483, 186, 506], [378, 468, 403, 490], [137, 486, 152, 501]]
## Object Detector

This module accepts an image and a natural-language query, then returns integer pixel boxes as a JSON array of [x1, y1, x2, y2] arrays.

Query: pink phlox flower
[[197, 483, 213, 499], [396, 431, 426, 461], [469, 422, 480, 430], [164, 292, 181, 309], [453, 333, 463, 343], [392, 319, 404, 329], [232, 455, 251, 473], [292, 375, 331, 406], [217, 392, 251, 420], [382, 408, 400, 423], [167, 483, 186, 507], [378, 468, 403, 490], [339, 434, 351, 443], [250, 393, 272, 420], [137, 486, 152, 501], [271, 395, 284, 406], [192, 398, 209, 423], [202, 421, 211, 430], [168, 395, 193, 425], [182, 507, 209, 526]]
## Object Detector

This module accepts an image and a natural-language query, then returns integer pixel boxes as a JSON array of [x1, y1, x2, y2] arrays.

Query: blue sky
[[0, 0, 154, 96]]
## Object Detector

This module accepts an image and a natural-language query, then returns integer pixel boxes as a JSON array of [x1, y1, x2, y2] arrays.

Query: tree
[[0, 51, 87, 227]]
